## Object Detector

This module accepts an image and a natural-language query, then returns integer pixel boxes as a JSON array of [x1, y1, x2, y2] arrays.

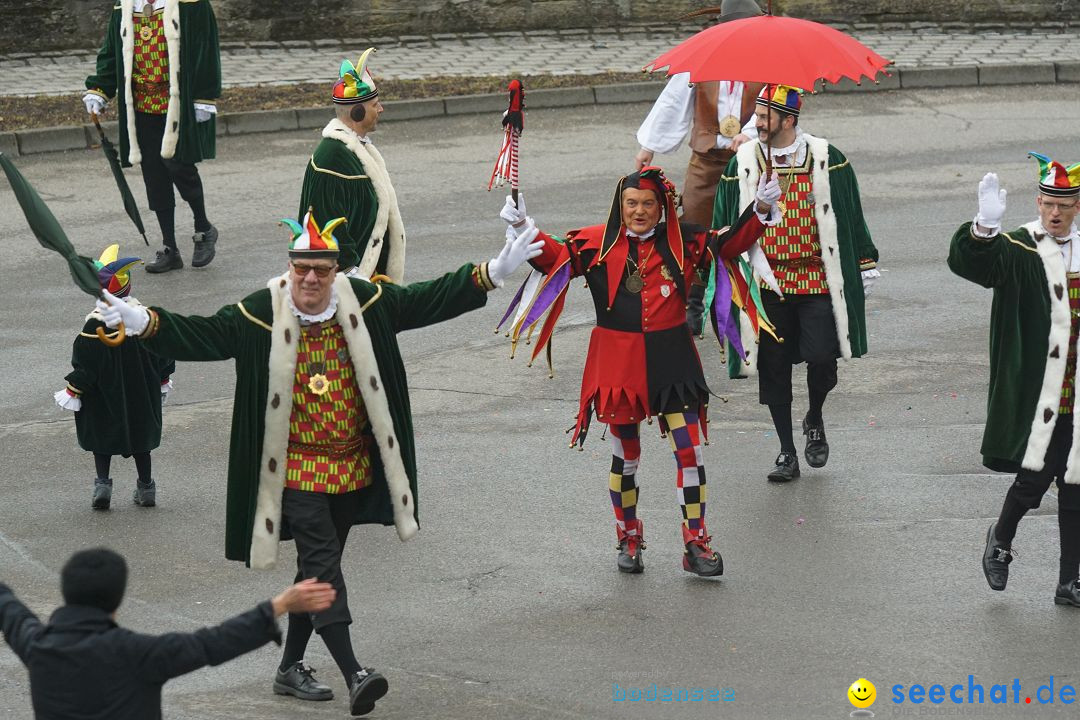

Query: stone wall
[[1, 0, 1076, 54]]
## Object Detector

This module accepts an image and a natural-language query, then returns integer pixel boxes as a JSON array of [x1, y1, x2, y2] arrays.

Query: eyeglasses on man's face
[[290, 262, 337, 279]]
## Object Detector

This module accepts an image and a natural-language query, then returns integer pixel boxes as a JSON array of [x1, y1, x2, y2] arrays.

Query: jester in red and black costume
[[499, 166, 781, 576]]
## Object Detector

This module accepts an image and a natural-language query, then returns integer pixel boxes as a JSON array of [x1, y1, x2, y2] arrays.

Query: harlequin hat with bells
[[95, 244, 141, 298], [1029, 152, 1080, 198], [332, 48, 378, 105], [282, 211, 345, 260], [595, 166, 688, 310]]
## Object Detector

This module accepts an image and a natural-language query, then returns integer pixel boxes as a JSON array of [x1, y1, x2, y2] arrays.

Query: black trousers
[[283, 488, 363, 630], [1006, 416, 1080, 514], [133, 111, 204, 213], [757, 292, 839, 406]]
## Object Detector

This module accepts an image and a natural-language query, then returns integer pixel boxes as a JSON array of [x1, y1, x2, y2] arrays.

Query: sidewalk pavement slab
[[593, 82, 664, 104], [0, 133, 17, 156], [445, 93, 508, 116], [979, 62, 1056, 85], [900, 65, 979, 88], [295, 107, 333, 130], [223, 109, 298, 135], [15, 126, 88, 155], [525, 86, 597, 109], [1056, 61, 1080, 82], [383, 98, 447, 121]]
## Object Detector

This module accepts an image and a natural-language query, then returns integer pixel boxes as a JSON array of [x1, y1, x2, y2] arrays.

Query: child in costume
[[54, 246, 175, 509]]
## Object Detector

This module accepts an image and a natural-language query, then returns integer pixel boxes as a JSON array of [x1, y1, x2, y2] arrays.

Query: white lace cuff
[[54, 389, 82, 412]]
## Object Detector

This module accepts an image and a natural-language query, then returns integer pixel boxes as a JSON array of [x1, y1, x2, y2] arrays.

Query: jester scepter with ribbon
[[494, 163, 782, 578]]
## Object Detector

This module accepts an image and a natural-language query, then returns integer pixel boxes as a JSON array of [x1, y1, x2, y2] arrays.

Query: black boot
[[92, 478, 112, 510], [802, 414, 829, 468], [616, 519, 645, 574], [191, 225, 218, 267], [981, 522, 1014, 591], [133, 478, 156, 507], [348, 668, 388, 716], [146, 246, 183, 273], [1055, 579, 1080, 606], [767, 452, 800, 482], [681, 525, 723, 577]]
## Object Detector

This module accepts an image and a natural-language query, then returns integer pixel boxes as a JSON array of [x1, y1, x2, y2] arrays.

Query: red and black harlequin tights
[[608, 411, 707, 536]]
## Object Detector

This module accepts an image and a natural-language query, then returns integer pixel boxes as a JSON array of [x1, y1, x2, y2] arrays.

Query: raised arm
[[0, 584, 43, 665], [948, 173, 1016, 289], [96, 291, 245, 362], [136, 579, 335, 684]]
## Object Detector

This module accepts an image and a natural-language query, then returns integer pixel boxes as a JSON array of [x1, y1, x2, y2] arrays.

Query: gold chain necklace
[[624, 238, 656, 294]]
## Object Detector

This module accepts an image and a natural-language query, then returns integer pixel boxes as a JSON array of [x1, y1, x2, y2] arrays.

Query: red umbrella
[[644, 14, 892, 90]]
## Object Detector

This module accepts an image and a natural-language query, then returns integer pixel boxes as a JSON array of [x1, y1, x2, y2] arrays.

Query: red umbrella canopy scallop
[[645, 15, 892, 90]]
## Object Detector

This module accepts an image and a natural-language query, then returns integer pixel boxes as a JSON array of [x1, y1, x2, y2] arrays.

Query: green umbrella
[[1, 152, 126, 345], [91, 113, 149, 246]]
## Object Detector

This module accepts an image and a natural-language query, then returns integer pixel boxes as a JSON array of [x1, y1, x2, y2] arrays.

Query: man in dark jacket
[[0, 547, 335, 719]]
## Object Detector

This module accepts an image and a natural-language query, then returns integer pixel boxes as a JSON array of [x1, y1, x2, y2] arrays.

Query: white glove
[[488, 222, 544, 288], [53, 388, 82, 412], [976, 172, 1007, 231], [82, 93, 106, 116], [861, 268, 881, 297], [756, 172, 782, 207], [499, 194, 529, 236], [161, 379, 173, 405], [95, 290, 150, 335], [194, 103, 216, 123]]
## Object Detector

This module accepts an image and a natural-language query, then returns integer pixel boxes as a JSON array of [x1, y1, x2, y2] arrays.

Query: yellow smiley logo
[[848, 678, 876, 709]]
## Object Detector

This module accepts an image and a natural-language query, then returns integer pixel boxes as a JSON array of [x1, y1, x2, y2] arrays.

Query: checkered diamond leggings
[[608, 411, 706, 534]]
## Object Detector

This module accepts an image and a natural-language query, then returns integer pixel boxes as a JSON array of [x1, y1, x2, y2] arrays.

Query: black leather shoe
[[681, 525, 723, 577], [146, 246, 183, 273], [1054, 579, 1080, 607], [802, 415, 829, 468], [92, 478, 112, 510], [191, 225, 218, 267], [767, 452, 800, 482], [349, 668, 388, 716], [981, 522, 1014, 591], [133, 479, 156, 507], [273, 661, 334, 701], [616, 519, 645, 574]]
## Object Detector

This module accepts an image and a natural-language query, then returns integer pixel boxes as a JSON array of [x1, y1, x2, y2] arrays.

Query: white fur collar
[[321, 119, 406, 282]]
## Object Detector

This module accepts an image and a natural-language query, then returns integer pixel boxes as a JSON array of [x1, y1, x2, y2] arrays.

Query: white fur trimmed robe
[[138, 264, 490, 567], [85, 0, 220, 166]]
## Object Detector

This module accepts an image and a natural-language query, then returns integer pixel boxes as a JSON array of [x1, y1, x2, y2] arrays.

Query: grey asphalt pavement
[[2, 84, 1080, 719]]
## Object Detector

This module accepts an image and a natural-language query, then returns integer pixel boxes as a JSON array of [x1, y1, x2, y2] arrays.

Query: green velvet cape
[[139, 265, 486, 564]]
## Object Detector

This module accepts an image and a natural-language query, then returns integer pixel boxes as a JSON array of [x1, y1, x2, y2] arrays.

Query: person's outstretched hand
[[271, 578, 337, 617], [488, 222, 544, 288]]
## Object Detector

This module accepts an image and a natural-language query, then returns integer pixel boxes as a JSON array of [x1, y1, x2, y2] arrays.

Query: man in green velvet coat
[[84, 0, 221, 273], [948, 154, 1080, 608], [95, 213, 542, 714], [299, 49, 405, 282], [713, 85, 879, 483]]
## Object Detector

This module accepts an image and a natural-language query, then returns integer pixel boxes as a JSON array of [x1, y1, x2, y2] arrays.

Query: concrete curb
[[3, 63, 1076, 158]]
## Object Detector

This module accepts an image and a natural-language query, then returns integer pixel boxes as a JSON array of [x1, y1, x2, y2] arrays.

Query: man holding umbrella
[[634, 0, 765, 334], [83, 0, 222, 274], [713, 86, 880, 482]]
